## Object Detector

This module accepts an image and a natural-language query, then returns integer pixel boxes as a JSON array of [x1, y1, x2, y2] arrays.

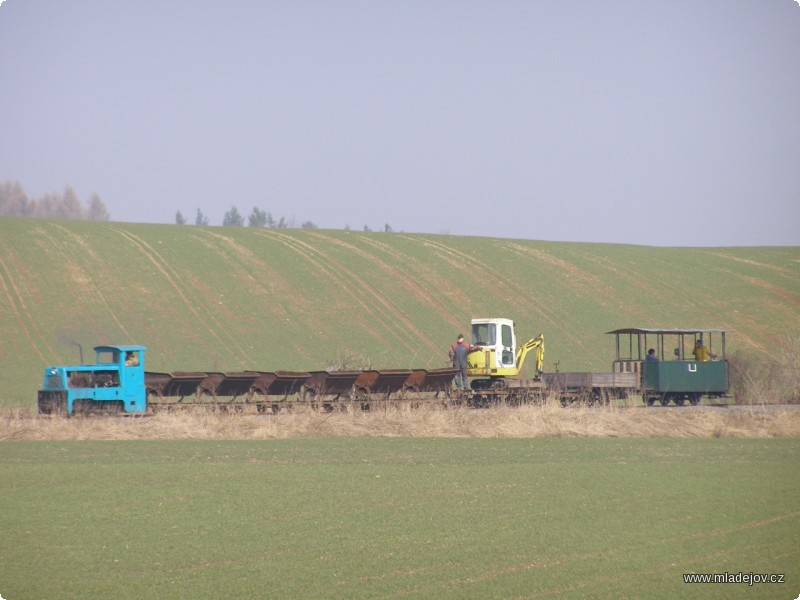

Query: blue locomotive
[[37, 345, 147, 414]]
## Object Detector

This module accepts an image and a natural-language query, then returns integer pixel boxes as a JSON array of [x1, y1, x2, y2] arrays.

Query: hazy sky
[[1, 1, 798, 246]]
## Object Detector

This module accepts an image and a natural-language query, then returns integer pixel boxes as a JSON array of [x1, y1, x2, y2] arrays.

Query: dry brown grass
[[729, 336, 800, 404], [2, 401, 799, 441]]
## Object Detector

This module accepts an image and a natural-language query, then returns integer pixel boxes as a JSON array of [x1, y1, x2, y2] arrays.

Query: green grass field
[[2, 438, 797, 599]]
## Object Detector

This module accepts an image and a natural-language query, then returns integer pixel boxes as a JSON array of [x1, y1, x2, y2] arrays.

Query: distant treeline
[[180, 206, 394, 233], [178, 206, 310, 229], [0, 180, 394, 231], [0, 180, 110, 221]]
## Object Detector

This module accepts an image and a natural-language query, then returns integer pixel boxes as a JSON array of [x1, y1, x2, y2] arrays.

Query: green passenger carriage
[[609, 328, 729, 406]]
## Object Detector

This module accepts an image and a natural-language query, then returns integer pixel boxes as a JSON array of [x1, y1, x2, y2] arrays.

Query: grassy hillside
[[1, 217, 798, 407]]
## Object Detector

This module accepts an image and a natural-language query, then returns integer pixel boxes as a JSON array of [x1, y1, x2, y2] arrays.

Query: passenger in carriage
[[693, 340, 710, 362]]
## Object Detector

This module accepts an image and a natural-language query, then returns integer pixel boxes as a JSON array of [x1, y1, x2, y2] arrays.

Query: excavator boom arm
[[515, 334, 545, 376]]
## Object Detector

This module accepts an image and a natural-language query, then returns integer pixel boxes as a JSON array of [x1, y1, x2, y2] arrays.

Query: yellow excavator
[[466, 317, 544, 391]]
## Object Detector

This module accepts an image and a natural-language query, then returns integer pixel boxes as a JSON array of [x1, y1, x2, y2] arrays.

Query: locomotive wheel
[[689, 393, 702, 406], [659, 395, 671, 406], [673, 395, 686, 406]]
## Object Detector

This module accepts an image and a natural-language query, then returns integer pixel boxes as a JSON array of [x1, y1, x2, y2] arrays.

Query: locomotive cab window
[[96, 349, 119, 365]]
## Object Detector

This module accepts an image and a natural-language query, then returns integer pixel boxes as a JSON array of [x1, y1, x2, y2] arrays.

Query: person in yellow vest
[[693, 339, 710, 361]]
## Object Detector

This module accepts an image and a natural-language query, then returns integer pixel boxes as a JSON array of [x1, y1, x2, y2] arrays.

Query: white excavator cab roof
[[470, 318, 516, 346]]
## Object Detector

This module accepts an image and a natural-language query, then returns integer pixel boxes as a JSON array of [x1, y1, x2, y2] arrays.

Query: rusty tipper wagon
[[609, 328, 729, 406]]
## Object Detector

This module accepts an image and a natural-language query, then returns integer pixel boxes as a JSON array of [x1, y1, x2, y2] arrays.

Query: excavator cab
[[467, 317, 544, 379], [470, 318, 517, 371]]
